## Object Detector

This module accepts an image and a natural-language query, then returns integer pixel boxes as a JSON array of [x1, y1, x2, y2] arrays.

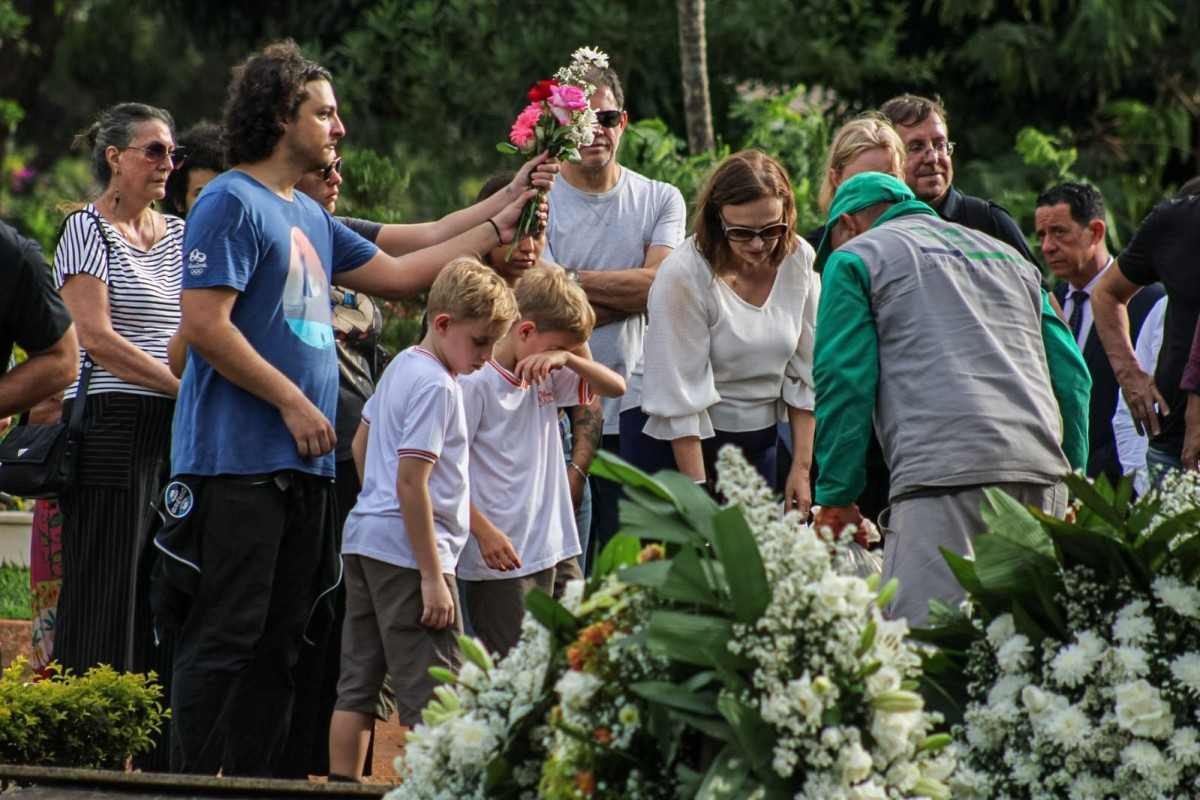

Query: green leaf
[[696, 745, 751, 800], [592, 533, 643, 581], [1139, 507, 1200, 567], [1046, 525, 1148, 590], [717, 693, 776, 775], [524, 588, 579, 642], [654, 471, 721, 538], [617, 559, 672, 588], [591, 450, 675, 503], [973, 532, 1057, 594], [710, 507, 770, 623], [618, 498, 701, 545], [630, 680, 719, 715], [981, 487, 1054, 558], [483, 754, 512, 790], [940, 547, 985, 596], [647, 610, 750, 670], [1062, 472, 1126, 530], [664, 544, 726, 607], [624, 484, 679, 516], [665, 709, 735, 741], [495, 142, 519, 154]]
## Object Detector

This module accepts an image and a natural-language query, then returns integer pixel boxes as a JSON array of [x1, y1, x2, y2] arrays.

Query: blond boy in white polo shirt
[[328, 257, 517, 778], [457, 265, 626, 656]]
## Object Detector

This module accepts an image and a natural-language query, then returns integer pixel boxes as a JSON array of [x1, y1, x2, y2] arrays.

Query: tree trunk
[[676, 0, 714, 155]]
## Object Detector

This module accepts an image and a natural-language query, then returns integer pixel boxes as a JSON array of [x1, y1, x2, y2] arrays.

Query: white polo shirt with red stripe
[[455, 359, 592, 580], [342, 346, 471, 574]]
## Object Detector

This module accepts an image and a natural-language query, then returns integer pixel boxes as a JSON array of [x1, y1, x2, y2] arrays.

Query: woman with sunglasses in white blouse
[[620, 149, 820, 515]]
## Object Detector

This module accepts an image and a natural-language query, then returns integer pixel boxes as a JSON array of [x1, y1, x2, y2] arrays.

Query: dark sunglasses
[[595, 110, 623, 128], [720, 218, 789, 243], [125, 142, 187, 168], [321, 157, 343, 183]]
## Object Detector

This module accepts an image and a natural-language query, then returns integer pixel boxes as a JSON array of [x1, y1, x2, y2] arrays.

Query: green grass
[[0, 562, 31, 620]]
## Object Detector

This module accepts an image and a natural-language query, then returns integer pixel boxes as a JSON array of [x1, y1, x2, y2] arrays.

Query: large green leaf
[[617, 559, 672, 589], [630, 680, 719, 715], [617, 498, 701, 545], [663, 708, 735, 741], [590, 450, 674, 503], [665, 545, 726, 608], [524, 588, 579, 643], [981, 487, 1054, 558], [940, 547, 985, 596], [591, 533, 643, 582], [1138, 507, 1200, 568], [1046, 526, 1148, 590], [1062, 472, 1126, 530], [623, 484, 680, 516], [647, 610, 750, 670], [716, 693, 777, 777], [973, 533, 1057, 594], [710, 507, 770, 623], [696, 745, 751, 800], [654, 471, 720, 539]]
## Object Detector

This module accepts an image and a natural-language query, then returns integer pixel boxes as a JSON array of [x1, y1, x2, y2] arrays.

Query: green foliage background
[[1, 0, 1197, 259]]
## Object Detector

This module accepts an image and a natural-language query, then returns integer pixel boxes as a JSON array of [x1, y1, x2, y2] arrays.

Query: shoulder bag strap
[[58, 206, 112, 436]]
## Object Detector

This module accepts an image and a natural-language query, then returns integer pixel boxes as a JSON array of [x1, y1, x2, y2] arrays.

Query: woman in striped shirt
[[53, 102, 185, 769]]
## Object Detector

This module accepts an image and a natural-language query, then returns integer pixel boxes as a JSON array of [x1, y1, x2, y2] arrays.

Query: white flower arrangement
[[715, 446, 954, 800], [951, 572, 1200, 799]]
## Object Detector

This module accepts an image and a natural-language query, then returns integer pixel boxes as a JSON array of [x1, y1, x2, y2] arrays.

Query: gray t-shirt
[[545, 168, 686, 435]]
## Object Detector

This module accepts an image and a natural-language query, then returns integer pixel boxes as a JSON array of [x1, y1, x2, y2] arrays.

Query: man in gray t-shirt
[[544, 66, 686, 555]]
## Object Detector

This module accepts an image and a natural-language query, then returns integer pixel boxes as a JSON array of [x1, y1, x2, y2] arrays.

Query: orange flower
[[567, 644, 587, 672], [638, 543, 665, 563], [594, 726, 613, 744], [581, 620, 615, 647], [576, 771, 596, 796]]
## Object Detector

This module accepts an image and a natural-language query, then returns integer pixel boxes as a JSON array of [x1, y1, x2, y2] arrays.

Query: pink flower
[[548, 84, 588, 125], [509, 103, 543, 150]]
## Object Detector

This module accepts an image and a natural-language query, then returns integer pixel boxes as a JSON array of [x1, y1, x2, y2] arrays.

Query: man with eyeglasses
[[880, 94, 1038, 265], [544, 64, 686, 564]]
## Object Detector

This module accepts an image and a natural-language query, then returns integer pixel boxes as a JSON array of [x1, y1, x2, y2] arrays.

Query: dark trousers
[[170, 471, 334, 777], [587, 433, 623, 566], [619, 407, 778, 490]]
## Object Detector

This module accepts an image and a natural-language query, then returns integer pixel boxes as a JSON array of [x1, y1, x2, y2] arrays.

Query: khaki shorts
[[463, 557, 582, 657], [335, 555, 463, 726]]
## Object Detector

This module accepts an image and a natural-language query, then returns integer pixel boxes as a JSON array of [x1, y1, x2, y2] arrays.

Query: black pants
[[587, 433, 623, 566], [170, 471, 335, 777]]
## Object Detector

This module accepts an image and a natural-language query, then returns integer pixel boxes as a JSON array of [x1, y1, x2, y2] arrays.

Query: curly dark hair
[[223, 40, 332, 166], [164, 121, 226, 216]]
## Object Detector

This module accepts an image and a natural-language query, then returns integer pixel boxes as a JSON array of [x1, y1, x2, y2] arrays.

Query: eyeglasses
[[720, 217, 789, 243], [594, 110, 623, 128], [321, 157, 343, 183], [905, 139, 955, 157], [124, 142, 187, 168]]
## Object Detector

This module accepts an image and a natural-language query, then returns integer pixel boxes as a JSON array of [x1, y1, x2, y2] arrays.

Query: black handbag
[[0, 355, 94, 498]]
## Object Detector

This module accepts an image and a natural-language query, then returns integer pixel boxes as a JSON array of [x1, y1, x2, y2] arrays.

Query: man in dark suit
[[1038, 183, 1164, 482]]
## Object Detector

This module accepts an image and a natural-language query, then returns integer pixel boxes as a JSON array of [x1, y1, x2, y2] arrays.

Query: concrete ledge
[[0, 510, 32, 567], [0, 764, 389, 798]]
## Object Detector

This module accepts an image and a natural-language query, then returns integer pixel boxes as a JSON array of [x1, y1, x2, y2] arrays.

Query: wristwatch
[[564, 268, 582, 285]]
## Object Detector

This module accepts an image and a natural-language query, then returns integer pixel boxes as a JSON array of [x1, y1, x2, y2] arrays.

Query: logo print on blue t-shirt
[[282, 227, 334, 349]]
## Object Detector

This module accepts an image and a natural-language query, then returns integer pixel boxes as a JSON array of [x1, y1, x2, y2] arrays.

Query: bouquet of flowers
[[918, 471, 1200, 799], [496, 46, 608, 244]]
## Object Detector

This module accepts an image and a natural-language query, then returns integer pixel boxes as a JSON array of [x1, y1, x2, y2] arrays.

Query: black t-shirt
[[0, 220, 72, 377], [333, 216, 384, 460], [938, 186, 1038, 264], [1118, 195, 1200, 457]]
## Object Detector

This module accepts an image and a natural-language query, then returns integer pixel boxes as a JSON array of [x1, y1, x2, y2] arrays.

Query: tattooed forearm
[[570, 397, 604, 469]]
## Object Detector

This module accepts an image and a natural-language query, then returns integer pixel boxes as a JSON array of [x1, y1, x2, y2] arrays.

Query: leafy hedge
[[0, 562, 30, 620], [0, 657, 166, 769]]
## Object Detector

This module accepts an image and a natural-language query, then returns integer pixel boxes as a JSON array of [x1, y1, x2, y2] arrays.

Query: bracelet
[[487, 218, 503, 245], [568, 462, 588, 480]]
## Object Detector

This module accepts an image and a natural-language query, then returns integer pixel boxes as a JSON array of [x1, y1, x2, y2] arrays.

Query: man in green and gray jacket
[[812, 173, 1090, 626]]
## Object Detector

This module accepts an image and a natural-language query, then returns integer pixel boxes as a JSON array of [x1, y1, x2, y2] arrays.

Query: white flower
[[1020, 685, 1050, 715], [618, 703, 640, 729], [1152, 575, 1200, 618], [1120, 739, 1165, 774], [1044, 705, 1090, 747], [1169, 726, 1200, 764], [847, 781, 887, 800], [1113, 600, 1155, 644], [457, 661, 486, 689], [839, 741, 873, 784], [446, 712, 497, 770], [1113, 679, 1175, 740], [865, 666, 901, 697], [1110, 645, 1151, 679], [555, 669, 602, 712], [986, 614, 1016, 649], [1050, 642, 1098, 687], [870, 710, 921, 761], [570, 46, 609, 70], [987, 674, 1029, 708], [1170, 652, 1200, 696], [995, 634, 1032, 673], [558, 579, 585, 613]]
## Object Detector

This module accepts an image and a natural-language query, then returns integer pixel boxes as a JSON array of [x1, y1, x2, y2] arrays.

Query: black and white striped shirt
[[53, 204, 184, 398]]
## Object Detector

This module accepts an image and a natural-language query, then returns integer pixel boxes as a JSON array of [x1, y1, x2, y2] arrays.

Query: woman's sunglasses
[[720, 218, 789, 243], [321, 157, 344, 183], [595, 110, 623, 128], [125, 142, 187, 169]]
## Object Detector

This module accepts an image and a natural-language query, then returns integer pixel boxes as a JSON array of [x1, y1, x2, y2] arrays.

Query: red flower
[[528, 79, 558, 103]]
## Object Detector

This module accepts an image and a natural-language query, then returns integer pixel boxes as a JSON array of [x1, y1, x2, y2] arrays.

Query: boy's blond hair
[[513, 265, 596, 342], [427, 256, 519, 325]]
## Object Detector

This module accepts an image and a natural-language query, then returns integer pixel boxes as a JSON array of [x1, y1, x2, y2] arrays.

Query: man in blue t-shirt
[[167, 41, 536, 778]]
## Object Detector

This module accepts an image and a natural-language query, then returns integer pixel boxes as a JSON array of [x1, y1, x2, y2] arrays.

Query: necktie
[[1068, 289, 1088, 342]]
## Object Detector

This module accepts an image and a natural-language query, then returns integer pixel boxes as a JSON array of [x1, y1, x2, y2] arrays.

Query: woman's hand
[[510, 151, 560, 194], [784, 464, 812, 518], [491, 188, 539, 244]]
